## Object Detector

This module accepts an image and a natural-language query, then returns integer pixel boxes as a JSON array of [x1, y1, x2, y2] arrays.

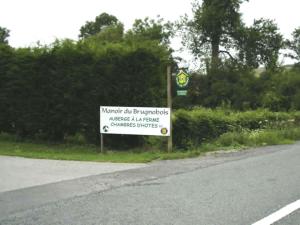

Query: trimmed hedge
[[173, 108, 299, 149], [0, 41, 169, 148]]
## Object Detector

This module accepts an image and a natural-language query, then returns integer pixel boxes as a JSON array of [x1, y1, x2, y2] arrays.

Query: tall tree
[[125, 17, 173, 46], [180, 1, 284, 71], [237, 19, 283, 70], [286, 27, 300, 62], [0, 26, 10, 44], [79, 13, 120, 39], [181, 0, 247, 69], [82, 23, 124, 47]]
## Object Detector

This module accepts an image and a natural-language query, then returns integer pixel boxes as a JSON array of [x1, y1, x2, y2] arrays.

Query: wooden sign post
[[167, 65, 172, 153]]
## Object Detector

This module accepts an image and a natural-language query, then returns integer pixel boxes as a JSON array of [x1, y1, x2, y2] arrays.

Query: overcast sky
[[1, 0, 299, 65]]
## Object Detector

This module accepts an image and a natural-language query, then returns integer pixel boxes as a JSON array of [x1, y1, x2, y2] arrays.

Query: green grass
[[0, 137, 202, 163], [213, 127, 300, 149], [0, 127, 299, 163]]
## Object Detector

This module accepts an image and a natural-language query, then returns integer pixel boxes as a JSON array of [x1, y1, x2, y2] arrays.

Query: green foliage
[[179, 0, 247, 67], [79, 13, 121, 39], [1, 126, 299, 162], [0, 44, 14, 131], [88, 23, 124, 44], [0, 26, 10, 44], [172, 108, 298, 149], [179, 1, 283, 71], [260, 67, 300, 111], [280, 127, 300, 140], [1, 10, 300, 152], [0, 132, 18, 142], [173, 108, 231, 149], [64, 133, 88, 145], [0, 133, 203, 163], [0, 36, 169, 148], [0, 14, 175, 149], [144, 136, 167, 150], [174, 62, 300, 112], [286, 27, 300, 62], [238, 19, 283, 70], [216, 127, 300, 147], [232, 110, 292, 129], [125, 17, 173, 46], [182, 63, 262, 110]]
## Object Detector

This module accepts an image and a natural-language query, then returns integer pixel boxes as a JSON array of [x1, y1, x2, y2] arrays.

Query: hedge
[[172, 108, 299, 149], [0, 40, 169, 148]]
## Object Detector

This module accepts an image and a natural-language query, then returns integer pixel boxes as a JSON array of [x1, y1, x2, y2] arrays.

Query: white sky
[[1, 0, 299, 65]]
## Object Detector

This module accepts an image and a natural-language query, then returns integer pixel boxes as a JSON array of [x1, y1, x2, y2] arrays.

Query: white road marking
[[252, 199, 300, 225]]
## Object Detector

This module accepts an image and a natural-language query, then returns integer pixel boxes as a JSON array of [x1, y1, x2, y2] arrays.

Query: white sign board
[[100, 106, 171, 136]]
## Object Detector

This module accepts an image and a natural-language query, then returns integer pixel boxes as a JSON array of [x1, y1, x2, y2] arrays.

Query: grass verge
[[0, 127, 299, 163], [213, 127, 300, 148], [0, 137, 201, 163]]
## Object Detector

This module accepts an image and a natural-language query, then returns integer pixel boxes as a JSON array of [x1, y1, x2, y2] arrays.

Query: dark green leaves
[[79, 13, 121, 39], [0, 26, 10, 44]]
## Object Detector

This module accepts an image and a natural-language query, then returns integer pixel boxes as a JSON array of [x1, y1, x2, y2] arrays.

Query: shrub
[[172, 108, 299, 149], [64, 133, 87, 145], [215, 129, 294, 148], [0, 40, 169, 148], [173, 108, 232, 149], [232, 110, 292, 130]]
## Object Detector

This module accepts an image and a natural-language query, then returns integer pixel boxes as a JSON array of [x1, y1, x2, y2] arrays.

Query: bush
[[64, 133, 88, 145], [261, 68, 300, 111], [279, 127, 300, 140], [232, 110, 292, 130], [0, 39, 169, 148], [216, 129, 293, 147], [173, 108, 232, 149], [172, 108, 299, 149]]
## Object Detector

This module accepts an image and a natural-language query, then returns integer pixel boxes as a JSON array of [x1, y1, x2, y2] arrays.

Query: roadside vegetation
[[0, 108, 299, 163], [0, 133, 200, 163], [0, 126, 299, 163], [172, 108, 300, 149], [1, 1, 300, 162]]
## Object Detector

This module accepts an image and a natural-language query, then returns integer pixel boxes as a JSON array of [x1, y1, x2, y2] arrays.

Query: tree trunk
[[211, 36, 220, 72]]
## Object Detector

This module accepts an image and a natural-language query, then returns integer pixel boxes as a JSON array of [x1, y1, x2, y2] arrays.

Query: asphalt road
[[0, 156, 145, 192], [0, 143, 299, 225]]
